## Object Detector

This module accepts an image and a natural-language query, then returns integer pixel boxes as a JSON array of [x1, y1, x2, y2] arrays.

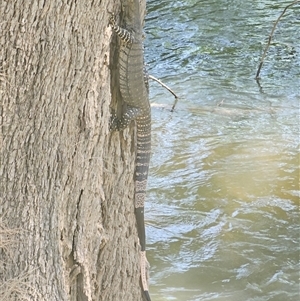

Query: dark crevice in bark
[[68, 189, 87, 301]]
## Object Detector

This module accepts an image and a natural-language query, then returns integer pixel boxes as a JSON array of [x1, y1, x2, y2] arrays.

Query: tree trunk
[[0, 1, 147, 300]]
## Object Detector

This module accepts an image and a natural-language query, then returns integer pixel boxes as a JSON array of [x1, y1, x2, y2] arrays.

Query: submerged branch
[[255, 0, 300, 79]]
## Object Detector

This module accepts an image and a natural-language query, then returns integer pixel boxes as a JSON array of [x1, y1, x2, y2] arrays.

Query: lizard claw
[[107, 11, 117, 27]]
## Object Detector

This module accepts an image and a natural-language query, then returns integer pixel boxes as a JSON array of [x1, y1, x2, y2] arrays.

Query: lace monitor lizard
[[108, 1, 151, 300]]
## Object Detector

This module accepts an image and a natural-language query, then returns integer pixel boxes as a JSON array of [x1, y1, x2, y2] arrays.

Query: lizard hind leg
[[110, 106, 142, 131]]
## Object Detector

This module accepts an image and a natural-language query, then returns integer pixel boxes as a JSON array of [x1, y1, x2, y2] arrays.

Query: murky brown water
[[145, 0, 299, 300]]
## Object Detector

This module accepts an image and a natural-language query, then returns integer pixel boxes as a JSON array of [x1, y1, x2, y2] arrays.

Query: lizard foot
[[108, 11, 117, 28]]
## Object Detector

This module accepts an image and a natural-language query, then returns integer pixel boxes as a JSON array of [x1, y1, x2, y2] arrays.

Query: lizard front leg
[[108, 13, 134, 44]]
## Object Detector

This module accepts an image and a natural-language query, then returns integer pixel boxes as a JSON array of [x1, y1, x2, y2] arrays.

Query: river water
[[144, 1, 299, 300]]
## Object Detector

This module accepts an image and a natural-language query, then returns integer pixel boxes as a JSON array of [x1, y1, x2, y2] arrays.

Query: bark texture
[[0, 1, 147, 300]]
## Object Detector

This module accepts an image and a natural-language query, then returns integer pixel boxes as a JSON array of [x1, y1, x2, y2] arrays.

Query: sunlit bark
[[0, 1, 145, 300]]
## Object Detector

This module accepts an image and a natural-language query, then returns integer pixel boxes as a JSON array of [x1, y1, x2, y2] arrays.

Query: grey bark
[[0, 1, 147, 300]]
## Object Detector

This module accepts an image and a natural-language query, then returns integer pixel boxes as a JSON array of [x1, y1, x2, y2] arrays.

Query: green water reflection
[[145, 0, 299, 300]]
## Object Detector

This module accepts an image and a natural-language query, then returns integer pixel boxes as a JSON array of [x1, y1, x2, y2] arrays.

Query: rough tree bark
[[0, 1, 147, 300]]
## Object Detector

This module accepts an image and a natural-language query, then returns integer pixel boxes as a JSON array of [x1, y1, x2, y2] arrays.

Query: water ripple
[[145, 1, 299, 300]]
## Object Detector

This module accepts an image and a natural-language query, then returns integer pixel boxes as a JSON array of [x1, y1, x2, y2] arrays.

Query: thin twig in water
[[217, 99, 224, 107], [255, 0, 300, 79], [149, 75, 179, 111]]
